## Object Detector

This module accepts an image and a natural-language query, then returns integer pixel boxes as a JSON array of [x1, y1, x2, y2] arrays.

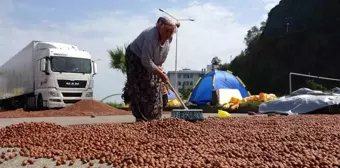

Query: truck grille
[[57, 80, 87, 88], [63, 100, 81, 104], [62, 92, 82, 97]]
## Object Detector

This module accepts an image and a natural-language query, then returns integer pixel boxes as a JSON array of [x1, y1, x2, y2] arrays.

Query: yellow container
[[218, 110, 232, 118]]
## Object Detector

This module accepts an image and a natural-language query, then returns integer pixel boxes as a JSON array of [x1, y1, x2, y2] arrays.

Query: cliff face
[[233, 0, 340, 95], [263, 0, 325, 36]]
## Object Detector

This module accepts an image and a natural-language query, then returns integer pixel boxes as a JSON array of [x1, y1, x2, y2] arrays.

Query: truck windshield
[[50, 57, 92, 73]]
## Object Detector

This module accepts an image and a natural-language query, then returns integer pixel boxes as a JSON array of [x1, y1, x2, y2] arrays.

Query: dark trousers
[[162, 94, 168, 108]]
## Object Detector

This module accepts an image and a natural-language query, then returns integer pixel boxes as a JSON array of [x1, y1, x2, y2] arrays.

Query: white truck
[[0, 41, 98, 111]]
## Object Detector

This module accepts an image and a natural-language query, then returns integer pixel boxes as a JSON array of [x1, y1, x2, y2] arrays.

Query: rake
[[167, 82, 204, 121]]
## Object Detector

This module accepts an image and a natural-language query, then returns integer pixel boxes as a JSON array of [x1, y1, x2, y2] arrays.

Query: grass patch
[[106, 102, 124, 108]]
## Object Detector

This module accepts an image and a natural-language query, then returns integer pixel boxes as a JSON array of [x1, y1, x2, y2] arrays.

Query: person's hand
[[158, 64, 163, 71], [154, 66, 168, 83], [160, 72, 169, 84]]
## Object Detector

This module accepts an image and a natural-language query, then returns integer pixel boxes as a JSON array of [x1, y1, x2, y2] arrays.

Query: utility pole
[[159, 8, 194, 91]]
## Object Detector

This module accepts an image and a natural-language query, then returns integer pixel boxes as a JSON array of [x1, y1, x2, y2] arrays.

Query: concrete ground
[[0, 146, 114, 168], [0, 113, 254, 128]]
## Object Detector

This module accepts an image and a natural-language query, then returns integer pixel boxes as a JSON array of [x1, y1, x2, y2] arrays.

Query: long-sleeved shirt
[[129, 26, 171, 72]]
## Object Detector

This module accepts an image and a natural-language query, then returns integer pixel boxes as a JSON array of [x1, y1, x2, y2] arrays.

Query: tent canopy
[[189, 70, 250, 105], [167, 89, 177, 100]]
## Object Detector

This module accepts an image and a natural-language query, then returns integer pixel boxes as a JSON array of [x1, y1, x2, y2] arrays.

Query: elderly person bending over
[[157, 17, 180, 110], [123, 17, 178, 122]]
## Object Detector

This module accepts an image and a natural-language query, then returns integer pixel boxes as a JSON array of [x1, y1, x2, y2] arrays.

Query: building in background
[[167, 64, 221, 92], [167, 68, 205, 91]]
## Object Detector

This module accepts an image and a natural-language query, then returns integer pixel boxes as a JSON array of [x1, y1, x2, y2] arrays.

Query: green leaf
[[108, 44, 128, 74]]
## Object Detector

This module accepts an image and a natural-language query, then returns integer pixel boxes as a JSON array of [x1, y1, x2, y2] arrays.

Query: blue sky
[[0, 0, 280, 102], [8, 0, 265, 25]]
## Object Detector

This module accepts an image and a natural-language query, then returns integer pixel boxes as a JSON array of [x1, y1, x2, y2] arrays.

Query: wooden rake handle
[[166, 82, 189, 110]]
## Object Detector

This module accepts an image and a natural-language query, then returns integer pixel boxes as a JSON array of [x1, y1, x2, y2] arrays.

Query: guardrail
[[100, 93, 122, 102]]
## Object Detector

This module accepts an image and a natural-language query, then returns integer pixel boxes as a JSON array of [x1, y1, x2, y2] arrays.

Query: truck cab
[[26, 42, 98, 110]]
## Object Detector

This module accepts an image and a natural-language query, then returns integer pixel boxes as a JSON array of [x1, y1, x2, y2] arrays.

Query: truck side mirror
[[40, 59, 46, 72], [93, 62, 98, 75]]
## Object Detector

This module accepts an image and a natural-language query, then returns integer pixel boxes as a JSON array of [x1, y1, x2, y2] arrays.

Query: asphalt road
[[0, 113, 253, 128]]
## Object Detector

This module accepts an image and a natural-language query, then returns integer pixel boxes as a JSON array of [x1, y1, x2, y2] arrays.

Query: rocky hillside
[[230, 0, 340, 95]]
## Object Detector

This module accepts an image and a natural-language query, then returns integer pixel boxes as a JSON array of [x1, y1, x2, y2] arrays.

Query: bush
[[106, 102, 124, 108], [306, 80, 327, 91]]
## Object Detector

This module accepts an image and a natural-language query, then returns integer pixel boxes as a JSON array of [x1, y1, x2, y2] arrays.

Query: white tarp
[[217, 89, 243, 105], [259, 88, 340, 115]]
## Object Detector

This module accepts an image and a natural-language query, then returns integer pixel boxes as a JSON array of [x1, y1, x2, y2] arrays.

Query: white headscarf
[[156, 16, 179, 28]]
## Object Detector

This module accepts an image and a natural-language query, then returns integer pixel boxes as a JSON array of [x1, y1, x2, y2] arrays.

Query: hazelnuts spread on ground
[[0, 115, 339, 167]]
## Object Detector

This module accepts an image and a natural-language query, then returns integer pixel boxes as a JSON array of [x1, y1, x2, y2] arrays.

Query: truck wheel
[[2, 99, 14, 110], [23, 103, 30, 111], [37, 95, 44, 111]]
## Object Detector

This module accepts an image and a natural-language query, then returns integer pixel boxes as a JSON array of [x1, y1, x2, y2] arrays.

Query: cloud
[[262, 0, 280, 11], [0, 1, 253, 102], [0, 0, 13, 30], [261, 0, 280, 20], [154, 3, 249, 69]]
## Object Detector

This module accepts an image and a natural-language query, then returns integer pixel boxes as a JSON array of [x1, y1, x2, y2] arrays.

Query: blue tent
[[189, 70, 250, 105]]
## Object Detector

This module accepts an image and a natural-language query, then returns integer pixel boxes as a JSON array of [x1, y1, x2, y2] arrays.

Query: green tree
[[108, 44, 129, 103], [228, 0, 340, 96], [179, 86, 193, 100], [224, 22, 267, 94], [244, 26, 260, 46], [218, 63, 230, 71], [108, 44, 127, 74], [211, 56, 222, 65], [306, 80, 327, 91], [244, 22, 266, 45]]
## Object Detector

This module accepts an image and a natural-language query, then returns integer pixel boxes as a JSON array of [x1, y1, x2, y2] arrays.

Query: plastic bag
[[217, 110, 232, 118]]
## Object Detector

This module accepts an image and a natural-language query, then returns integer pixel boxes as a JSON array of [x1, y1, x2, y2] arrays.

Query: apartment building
[[167, 68, 205, 91]]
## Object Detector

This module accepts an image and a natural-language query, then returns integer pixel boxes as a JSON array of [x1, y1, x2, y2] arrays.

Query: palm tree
[[108, 44, 129, 103], [108, 44, 128, 74]]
